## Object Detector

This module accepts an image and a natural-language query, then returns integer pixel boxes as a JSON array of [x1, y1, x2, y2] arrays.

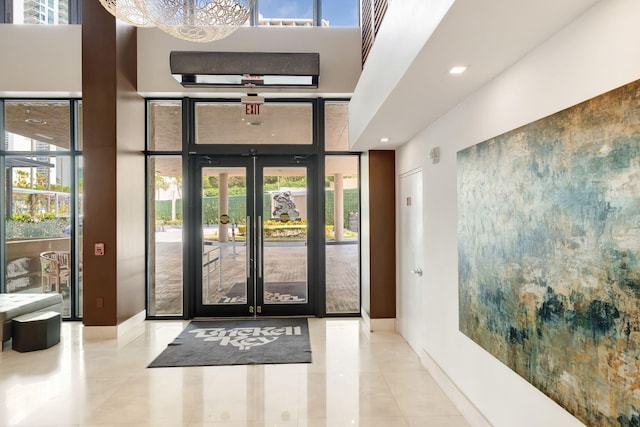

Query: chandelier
[[98, 0, 255, 43]]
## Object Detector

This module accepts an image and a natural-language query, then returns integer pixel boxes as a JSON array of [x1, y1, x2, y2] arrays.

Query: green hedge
[[201, 195, 263, 225], [325, 188, 359, 227], [6, 217, 68, 239], [155, 200, 182, 222], [155, 189, 358, 226]]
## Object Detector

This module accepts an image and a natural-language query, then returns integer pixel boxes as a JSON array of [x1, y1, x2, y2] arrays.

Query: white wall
[[395, 0, 640, 426], [349, 0, 599, 151], [349, 0, 454, 146], [137, 26, 361, 98], [0, 25, 81, 97], [0, 25, 360, 99]]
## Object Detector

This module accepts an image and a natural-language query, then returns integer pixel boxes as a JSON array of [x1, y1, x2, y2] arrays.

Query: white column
[[334, 173, 344, 242], [219, 173, 229, 242]]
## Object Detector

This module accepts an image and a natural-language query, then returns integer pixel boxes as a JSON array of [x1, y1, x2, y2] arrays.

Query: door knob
[[411, 268, 423, 277]]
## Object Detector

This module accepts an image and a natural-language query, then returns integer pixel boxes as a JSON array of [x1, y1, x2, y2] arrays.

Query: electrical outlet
[[96, 297, 104, 308]]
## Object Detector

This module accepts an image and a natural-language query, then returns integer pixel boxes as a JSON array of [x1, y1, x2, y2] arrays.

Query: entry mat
[[148, 318, 312, 368]]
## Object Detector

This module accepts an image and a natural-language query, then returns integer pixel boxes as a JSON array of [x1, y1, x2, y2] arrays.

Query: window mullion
[[3, 0, 12, 23]]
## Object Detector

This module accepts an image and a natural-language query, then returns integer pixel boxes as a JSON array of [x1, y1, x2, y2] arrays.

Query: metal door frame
[[189, 154, 318, 317]]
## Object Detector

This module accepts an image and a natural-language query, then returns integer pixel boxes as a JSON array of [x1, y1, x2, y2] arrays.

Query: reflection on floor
[[0, 318, 470, 427]]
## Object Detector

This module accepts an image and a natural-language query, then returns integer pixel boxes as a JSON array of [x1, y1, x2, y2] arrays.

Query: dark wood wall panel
[[115, 24, 145, 324], [82, 1, 145, 326], [368, 150, 396, 318], [81, 0, 117, 326]]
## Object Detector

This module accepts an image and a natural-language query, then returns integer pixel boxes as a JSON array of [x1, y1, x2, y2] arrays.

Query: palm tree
[[155, 175, 170, 200]]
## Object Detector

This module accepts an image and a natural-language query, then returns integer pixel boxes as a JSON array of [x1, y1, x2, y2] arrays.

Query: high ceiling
[[350, 0, 601, 150], [3, 1, 605, 157]]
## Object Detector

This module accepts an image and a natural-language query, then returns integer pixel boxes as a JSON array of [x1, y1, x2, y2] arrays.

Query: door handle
[[246, 216, 251, 279], [411, 268, 423, 277], [258, 216, 263, 279]]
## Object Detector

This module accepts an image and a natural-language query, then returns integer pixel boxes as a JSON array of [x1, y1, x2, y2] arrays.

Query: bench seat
[[0, 293, 63, 344]]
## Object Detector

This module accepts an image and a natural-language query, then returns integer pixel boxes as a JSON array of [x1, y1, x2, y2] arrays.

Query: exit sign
[[245, 104, 261, 115]]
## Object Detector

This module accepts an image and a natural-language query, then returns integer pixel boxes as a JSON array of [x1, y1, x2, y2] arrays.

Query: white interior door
[[398, 169, 425, 353]]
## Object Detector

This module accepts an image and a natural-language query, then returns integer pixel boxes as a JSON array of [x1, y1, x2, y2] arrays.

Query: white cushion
[[0, 294, 63, 322]]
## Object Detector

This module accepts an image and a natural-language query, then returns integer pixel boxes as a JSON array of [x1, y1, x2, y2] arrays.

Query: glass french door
[[193, 155, 316, 317]]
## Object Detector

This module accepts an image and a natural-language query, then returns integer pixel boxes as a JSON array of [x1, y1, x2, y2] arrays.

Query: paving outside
[[152, 226, 360, 316]]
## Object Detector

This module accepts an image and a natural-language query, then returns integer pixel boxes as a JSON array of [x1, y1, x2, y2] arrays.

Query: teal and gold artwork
[[458, 80, 640, 426]]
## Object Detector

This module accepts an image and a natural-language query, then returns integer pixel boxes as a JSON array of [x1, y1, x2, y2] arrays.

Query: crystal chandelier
[[98, 0, 255, 43]]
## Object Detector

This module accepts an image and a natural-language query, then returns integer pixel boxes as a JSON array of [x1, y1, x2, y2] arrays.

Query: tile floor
[[0, 318, 470, 427]]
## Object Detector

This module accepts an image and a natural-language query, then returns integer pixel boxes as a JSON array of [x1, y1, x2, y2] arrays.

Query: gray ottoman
[[0, 293, 63, 344], [12, 311, 61, 352]]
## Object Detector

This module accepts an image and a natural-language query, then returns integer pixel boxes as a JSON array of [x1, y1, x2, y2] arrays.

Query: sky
[[258, 0, 359, 27]]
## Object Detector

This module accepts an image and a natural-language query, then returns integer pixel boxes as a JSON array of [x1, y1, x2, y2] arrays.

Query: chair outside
[[40, 251, 70, 293]]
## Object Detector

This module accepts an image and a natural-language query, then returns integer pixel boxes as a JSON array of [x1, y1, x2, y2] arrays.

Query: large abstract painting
[[458, 80, 640, 427]]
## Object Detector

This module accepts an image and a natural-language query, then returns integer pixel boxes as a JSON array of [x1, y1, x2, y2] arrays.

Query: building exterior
[[15, 0, 68, 24]]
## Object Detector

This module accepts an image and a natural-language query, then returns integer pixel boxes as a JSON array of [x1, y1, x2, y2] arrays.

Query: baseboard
[[360, 309, 396, 332], [420, 349, 493, 427], [82, 310, 146, 340], [370, 317, 395, 331]]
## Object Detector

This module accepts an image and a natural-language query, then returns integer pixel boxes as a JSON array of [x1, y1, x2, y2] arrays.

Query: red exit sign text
[[245, 104, 261, 115]]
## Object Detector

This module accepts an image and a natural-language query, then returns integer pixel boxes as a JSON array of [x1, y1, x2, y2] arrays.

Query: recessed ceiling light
[[380, 137, 390, 143], [449, 66, 467, 75]]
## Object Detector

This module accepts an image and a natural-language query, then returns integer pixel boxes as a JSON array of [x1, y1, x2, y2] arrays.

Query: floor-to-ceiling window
[[147, 100, 183, 317], [145, 98, 360, 318], [324, 101, 360, 314], [1, 99, 83, 319]]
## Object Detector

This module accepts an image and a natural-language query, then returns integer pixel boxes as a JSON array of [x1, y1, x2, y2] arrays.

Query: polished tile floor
[[0, 319, 470, 427]]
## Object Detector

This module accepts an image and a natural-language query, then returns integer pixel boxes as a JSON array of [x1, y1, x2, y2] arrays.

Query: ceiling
[[349, 0, 601, 151], [5, 101, 73, 150]]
